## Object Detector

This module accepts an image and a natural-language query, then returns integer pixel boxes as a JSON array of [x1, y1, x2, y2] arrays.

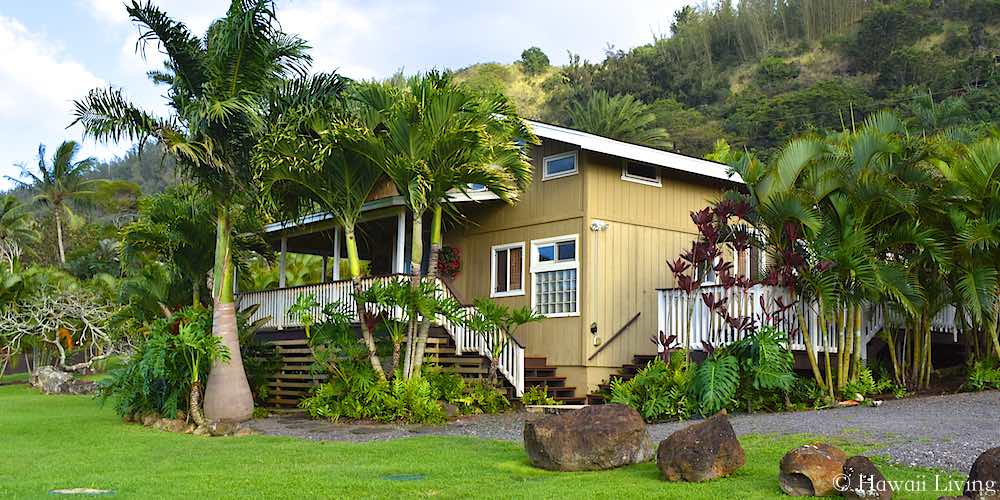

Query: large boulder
[[29, 366, 96, 395], [657, 411, 745, 482], [523, 404, 653, 471], [779, 443, 849, 496], [841, 455, 892, 499], [965, 447, 1000, 499]]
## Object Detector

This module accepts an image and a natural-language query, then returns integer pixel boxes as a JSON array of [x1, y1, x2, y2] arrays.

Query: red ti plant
[[665, 195, 766, 358], [650, 331, 679, 365]]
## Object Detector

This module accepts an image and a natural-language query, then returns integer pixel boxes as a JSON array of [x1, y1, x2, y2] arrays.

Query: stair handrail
[[587, 312, 641, 361]]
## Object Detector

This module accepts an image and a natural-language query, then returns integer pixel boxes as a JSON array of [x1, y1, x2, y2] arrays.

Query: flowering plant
[[437, 245, 461, 279]]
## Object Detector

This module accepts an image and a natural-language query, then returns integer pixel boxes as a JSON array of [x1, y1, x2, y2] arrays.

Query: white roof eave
[[525, 120, 743, 184]]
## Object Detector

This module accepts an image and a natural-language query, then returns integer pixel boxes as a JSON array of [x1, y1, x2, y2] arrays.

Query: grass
[[0, 385, 966, 499]]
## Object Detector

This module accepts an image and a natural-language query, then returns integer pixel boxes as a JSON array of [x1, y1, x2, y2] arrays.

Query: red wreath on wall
[[437, 245, 461, 280]]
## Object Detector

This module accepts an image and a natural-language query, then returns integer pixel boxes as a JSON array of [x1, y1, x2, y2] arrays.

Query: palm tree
[[7, 141, 96, 264], [121, 184, 270, 308], [0, 195, 39, 271], [255, 88, 388, 379], [937, 139, 1000, 362], [71, 0, 335, 421], [353, 72, 536, 378], [568, 90, 672, 150]]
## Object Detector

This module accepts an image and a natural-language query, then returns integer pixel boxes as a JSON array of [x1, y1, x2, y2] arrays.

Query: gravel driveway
[[248, 390, 1000, 472]]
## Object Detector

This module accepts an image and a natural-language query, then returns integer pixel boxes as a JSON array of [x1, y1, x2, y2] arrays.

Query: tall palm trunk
[[411, 205, 443, 379], [203, 205, 254, 422], [53, 207, 66, 264], [793, 289, 825, 388], [346, 226, 386, 380], [403, 210, 424, 379]]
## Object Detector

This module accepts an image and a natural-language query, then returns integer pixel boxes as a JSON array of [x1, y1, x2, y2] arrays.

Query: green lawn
[[0, 385, 965, 499]]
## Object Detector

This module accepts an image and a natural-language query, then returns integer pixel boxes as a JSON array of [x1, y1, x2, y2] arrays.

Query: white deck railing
[[657, 284, 960, 356], [237, 275, 525, 396]]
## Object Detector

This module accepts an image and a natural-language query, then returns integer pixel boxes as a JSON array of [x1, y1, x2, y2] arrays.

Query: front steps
[[587, 353, 658, 405], [262, 328, 507, 410], [525, 356, 586, 404]]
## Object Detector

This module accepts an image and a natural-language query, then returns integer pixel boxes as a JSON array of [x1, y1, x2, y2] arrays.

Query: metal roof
[[525, 120, 742, 184]]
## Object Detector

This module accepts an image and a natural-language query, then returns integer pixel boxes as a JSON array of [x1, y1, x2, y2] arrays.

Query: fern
[[609, 358, 693, 422], [693, 353, 740, 415], [965, 360, 1000, 391]]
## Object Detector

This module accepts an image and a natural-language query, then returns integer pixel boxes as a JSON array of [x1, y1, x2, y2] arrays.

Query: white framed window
[[621, 160, 662, 187], [530, 234, 579, 317], [542, 151, 578, 180], [491, 242, 525, 298]]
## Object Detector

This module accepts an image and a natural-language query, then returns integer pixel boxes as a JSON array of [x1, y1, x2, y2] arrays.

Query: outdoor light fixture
[[590, 220, 609, 231]]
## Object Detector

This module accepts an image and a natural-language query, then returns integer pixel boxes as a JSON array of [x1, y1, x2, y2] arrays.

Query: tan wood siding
[[443, 218, 585, 367], [584, 151, 725, 231], [583, 221, 708, 367], [581, 150, 728, 369], [459, 140, 583, 234]]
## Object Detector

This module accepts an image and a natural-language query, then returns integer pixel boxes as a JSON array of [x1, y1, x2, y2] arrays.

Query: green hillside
[[453, 0, 1000, 158]]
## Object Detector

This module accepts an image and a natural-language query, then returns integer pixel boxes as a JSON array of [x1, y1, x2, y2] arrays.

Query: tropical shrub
[[692, 351, 740, 415], [520, 385, 560, 406], [425, 368, 465, 403], [964, 359, 1000, 391], [610, 353, 694, 422], [238, 305, 280, 405], [842, 367, 894, 400], [98, 307, 226, 423], [454, 380, 511, 415], [299, 371, 445, 424]]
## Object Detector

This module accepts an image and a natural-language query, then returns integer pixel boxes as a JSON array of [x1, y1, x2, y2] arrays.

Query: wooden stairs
[[525, 356, 586, 405], [586, 353, 659, 405], [263, 328, 505, 410]]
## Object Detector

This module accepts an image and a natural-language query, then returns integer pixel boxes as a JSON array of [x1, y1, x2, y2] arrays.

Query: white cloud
[[83, 0, 130, 25], [0, 15, 106, 183]]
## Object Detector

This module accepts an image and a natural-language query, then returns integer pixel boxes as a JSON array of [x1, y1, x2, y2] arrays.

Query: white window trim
[[530, 234, 580, 318], [621, 160, 662, 187], [490, 242, 525, 298], [542, 151, 579, 181], [733, 228, 766, 280]]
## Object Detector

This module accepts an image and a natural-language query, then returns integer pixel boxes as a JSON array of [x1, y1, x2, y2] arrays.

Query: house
[[244, 119, 966, 407], [239, 120, 743, 404]]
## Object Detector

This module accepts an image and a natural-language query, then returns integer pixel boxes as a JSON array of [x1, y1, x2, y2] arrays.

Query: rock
[[965, 447, 1000, 499], [140, 413, 160, 427], [154, 418, 188, 433], [193, 426, 211, 436], [234, 426, 257, 437], [182, 423, 196, 434], [841, 455, 892, 499], [439, 402, 461, 419], [208, 420, 240, 437], [29, 366, 96, 395], [779, 443, 849, 496], [523, 404, 653, 471], [657, 411, 745, 482]]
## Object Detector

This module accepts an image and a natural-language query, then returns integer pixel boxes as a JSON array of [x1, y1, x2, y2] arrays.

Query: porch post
[[321, 256, 328, 283], [394, 210, 405, 273], [332, 227, 341, 280], [279, 236, 287, 289]]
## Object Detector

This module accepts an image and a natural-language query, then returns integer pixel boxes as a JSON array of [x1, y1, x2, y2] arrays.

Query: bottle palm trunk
[[202, 206, 254, 422]]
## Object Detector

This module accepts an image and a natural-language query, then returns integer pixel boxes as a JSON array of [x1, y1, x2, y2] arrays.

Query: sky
[[0, 0, 694, 186]]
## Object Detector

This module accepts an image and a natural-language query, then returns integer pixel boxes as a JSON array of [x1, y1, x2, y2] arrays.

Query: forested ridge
[[455, 0, 1000, 158]]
